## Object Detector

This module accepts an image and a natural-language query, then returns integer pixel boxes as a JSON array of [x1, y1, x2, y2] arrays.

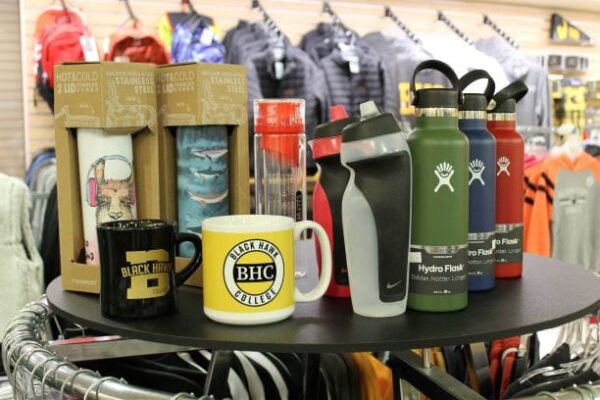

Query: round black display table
[[48, 254, 600, 353]]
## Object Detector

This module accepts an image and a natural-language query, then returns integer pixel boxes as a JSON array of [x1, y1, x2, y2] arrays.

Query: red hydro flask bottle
[[487, 81, 528, 278], [310, 105, 358, 297]]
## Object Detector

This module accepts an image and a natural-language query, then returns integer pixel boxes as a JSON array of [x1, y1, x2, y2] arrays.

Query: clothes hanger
[[384, 6, 420, 45], [181, 0, 197, 15], [523, 322, 599, 383], [437, 11, 473, 45], [251, 0, 287, 78], [119, 0, 140, 29], [48, 0, 72, 22], [322, 1, 359, 72], [322, 1, 356, 45], [251, 0, 282, 37], [483, 14, 519, 49]]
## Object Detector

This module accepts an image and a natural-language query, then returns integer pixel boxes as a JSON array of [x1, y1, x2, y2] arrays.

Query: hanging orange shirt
[[527, 152, 600, 257], [523, 162, 544, 252], [350, 353, 393, 400]]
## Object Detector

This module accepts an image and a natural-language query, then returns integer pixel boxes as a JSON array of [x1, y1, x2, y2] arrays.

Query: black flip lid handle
[[491, 80, 529, 111], [410, 60, 459, 106], [459, 69, 495, 102]]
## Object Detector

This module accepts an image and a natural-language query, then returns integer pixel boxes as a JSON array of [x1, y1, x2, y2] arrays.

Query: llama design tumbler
[[176, 126, 229, 257], [77, 128, 137, 265]]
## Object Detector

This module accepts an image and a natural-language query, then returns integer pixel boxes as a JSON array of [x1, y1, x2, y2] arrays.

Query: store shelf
[[47, 254, 600, 353]]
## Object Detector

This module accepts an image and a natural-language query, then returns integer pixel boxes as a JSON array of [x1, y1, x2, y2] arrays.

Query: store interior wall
[[1, 0, 25, 178], [17, 0, 600, 173]]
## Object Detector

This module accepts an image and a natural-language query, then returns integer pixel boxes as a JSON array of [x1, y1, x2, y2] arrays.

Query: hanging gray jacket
[[0, 174, 43, 338], [476, 37, 551, 127]]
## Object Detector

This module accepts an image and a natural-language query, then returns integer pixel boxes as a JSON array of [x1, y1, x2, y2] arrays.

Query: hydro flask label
[[122, 249, 171, 300], [224, 239, 284, 307], [409, 245, 468, 295], [433, 162, 455, 193], [468, 159, 486, 186], [468, 232, 496, 277], [496, 156, 511, 176], [495, 224, 523, 264]]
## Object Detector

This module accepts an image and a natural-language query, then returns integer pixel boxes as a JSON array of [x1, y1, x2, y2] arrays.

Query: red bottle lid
[[254, 99, 305, 167], [311, 105, 358, 159], [254, 99, 305, 134], [329, 104, 348, 121]]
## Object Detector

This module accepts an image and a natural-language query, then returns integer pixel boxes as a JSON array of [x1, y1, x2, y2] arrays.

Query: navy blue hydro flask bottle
[[458, 70, 497, 292]]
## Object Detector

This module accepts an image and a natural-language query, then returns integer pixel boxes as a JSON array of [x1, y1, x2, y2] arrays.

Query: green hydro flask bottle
[[407, 60, 469, 312]]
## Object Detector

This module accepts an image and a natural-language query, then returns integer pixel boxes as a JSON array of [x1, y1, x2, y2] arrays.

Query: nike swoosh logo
[[386, 280, 402, 289]]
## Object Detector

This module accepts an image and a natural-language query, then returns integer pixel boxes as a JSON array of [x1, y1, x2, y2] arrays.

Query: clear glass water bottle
[[254, 99, 306, 221]]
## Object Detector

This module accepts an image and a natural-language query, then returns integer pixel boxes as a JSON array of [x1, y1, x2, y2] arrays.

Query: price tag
[[348, 56, 360, 74], [102, 37, 110, 55], [199, 28, 214, 46], [274, 61, 284, 80], [410, 251, 422, 264], [80, 36, 100, 61]]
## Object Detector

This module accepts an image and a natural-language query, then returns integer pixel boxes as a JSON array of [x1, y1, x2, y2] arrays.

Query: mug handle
[[294, 221, 332, 302], [175, 233, 202, 287]]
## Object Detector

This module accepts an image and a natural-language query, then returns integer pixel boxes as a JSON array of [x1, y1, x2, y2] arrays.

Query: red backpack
[[40, 22, 90, 88], [105, 27, 170, 65]]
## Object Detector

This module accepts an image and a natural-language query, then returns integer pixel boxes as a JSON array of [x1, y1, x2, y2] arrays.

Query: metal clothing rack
[[483, 14, 519, 48], [251, 0, 283, 37], [438, 11, 473, 45], [1, 296, 200, 400], [519, 383, 600, 399], [384, 6, 420, 44]]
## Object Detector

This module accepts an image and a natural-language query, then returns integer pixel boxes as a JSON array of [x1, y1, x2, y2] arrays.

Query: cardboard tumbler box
[[55, 62, 160, 294], [157, 63, 250, 287]]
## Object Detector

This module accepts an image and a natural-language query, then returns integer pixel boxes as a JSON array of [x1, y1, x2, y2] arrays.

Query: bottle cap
[[329, 105, 348, 121], [411, 60, 461, 109], [311, 105, 358, 158], [343, 101, 402, 143], [459, 70, 496, 112], [254, 99, 305, 134], [490, 80, 528, 114], [254, 99, 305, 167], [313, 105, 358, 140]]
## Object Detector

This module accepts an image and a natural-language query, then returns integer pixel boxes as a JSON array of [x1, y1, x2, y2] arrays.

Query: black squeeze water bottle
[[310, 105, 358, 298], [341, 101, 412, 317]]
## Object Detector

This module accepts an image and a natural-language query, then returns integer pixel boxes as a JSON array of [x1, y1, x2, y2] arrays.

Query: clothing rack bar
[[518, 383, 600, 399], [387, 351, 486, 400], [1, 297, 197, 400], [384, 6, 420, 44], [437, 11, 473, 45], [483, 14, 519, 48]]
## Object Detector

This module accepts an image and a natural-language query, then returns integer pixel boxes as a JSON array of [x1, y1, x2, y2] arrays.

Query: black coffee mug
[[97, 219, 201, 319]]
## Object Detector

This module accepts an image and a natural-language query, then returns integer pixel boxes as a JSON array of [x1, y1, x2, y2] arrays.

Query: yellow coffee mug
[[202, 215, 332, 325]]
